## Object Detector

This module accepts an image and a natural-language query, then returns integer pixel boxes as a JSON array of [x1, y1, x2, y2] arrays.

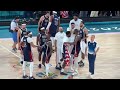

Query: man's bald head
[[59, 27, 63, 32], [91, 35, 95, 41]]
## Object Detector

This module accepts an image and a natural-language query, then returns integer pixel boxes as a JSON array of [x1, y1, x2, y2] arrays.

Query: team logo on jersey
[[80, 31, 82, 33]]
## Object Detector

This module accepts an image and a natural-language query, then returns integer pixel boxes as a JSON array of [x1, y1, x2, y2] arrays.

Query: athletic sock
[[29, 62, 34, 77], [45, 63, 49, 76], [20, 54, 24, 62], [22, 61, 26, 76]]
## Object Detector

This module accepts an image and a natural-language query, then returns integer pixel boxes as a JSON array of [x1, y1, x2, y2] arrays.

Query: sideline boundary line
[[0, 43, 21, 59]]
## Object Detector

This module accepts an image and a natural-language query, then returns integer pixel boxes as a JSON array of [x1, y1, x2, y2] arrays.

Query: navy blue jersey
[[88, 41, 97, 54], [21, 28, 27, 38], [38, 32, 47, 46], [22, 37, 33, 62], [71, 35, 81, 55], [41, 15, 49, 29], [43, 40, 52, 56], [49, 15, 59, 37], [79, 26, 87, 43]]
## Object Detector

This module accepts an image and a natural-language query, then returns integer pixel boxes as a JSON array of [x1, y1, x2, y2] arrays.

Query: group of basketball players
[[12, 11, 99, 79]]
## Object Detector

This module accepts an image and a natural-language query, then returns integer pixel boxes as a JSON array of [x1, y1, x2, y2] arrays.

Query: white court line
[[0, 43, 55, 68], [0, 43, 21, 59]]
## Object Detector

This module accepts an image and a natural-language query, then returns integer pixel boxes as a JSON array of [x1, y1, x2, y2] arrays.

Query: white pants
[[56, 47, 63, 64], [50, 37, 55, 47]]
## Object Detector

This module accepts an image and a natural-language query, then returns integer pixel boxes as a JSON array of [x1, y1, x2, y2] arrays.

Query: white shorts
[[80, 40, 87, 54], [50, 37, 55, 47]]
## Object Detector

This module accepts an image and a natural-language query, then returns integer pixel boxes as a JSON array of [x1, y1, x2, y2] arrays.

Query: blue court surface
[[0, 21, 120, 38]]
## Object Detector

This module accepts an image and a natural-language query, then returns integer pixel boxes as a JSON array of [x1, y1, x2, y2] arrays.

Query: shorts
[[71, 46, 81, 55], [23, 50, 33, 62], [12, 32, 17, 43], [80, 40, 87, 54], [38, 47, 45, 54], [42, 54, 51, 63]]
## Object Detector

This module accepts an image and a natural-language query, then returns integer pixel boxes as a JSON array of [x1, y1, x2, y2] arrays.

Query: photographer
[[10, 16, 20, 53]]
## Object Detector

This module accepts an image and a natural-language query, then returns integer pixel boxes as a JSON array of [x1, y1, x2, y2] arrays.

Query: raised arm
[[46, 15, 53, 32], [38, 16, 44, 32]]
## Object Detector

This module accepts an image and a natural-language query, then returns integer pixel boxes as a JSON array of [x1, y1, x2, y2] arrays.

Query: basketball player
[[71, 29, 81, 75], [54, 27, 66, 70], [36, 27, 47, 68], [60, 31, 73, 75], [66, 23, 76, 72], [38, 11, 50, 32], [69, 13, 82, 30], [46, 11, 60, 52], [78, 21, 88, 67], [68, 22, 76, 45], [17, 23, 27, 64], [42, 34, 52, 77], [70, 22, 76, 37], [21, 31, 39, 79], [85, 35, 99, 79]]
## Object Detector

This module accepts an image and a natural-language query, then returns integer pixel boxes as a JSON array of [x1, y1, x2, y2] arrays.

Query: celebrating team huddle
[[12, 11, 99, 79]]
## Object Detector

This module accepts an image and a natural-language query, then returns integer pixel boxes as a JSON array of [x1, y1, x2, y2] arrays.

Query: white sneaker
[[90, 75, 94, 79], [49, 64, 52, 67], [72, 72, 78, 76], [72, 70, 78, 76], [89, 72, 91, 76]]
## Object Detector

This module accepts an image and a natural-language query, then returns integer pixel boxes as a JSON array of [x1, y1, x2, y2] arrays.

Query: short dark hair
[[73, 13, 79, 17], [66, 31, 71, 35], [45, 11, 50, 14], [74, 29, 78, 32], [71, 22, 75, 25], [21, 22, 26, 25], [14, 16, 20, 20]]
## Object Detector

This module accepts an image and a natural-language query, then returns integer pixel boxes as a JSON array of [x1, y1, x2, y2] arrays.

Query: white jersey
[[61, 36, 71, 53], [69, 18, 82, 30], [54, 32, 66, 48]]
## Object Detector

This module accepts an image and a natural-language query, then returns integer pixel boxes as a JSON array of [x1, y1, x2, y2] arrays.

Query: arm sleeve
[[27, 37, 33, 43], [96, 43, 99, 49], [11, 22, 16, 30]]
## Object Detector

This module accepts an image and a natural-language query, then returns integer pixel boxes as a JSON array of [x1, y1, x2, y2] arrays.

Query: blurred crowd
[[23, 11, 120, 20]]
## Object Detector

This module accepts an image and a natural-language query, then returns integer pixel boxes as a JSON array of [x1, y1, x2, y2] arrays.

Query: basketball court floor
[[0, 32, 120, 79]]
